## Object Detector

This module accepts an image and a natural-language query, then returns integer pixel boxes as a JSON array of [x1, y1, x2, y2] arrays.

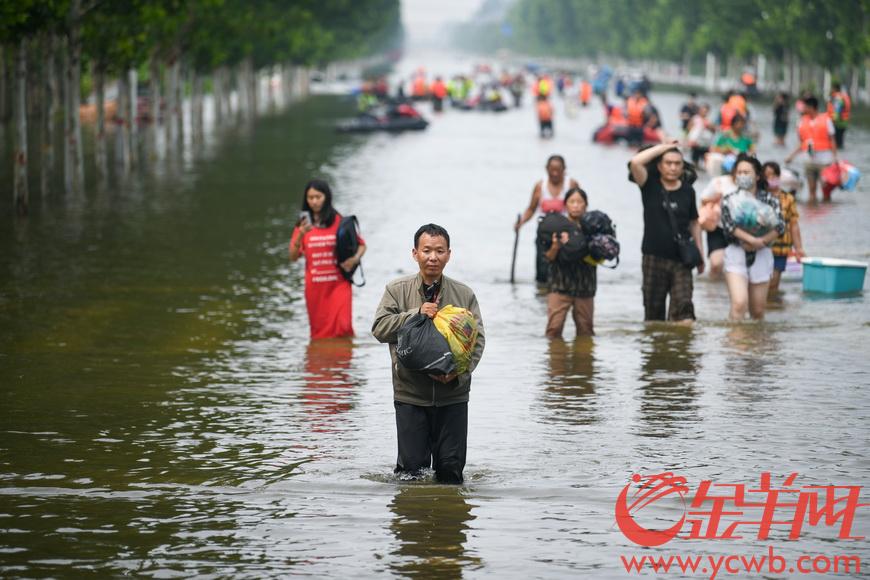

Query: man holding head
[[629, 142, 705, 322], [372, 224, 485, 484]]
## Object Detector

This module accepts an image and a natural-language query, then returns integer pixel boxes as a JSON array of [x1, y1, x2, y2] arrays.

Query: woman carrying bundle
[[721, 155, 785, 321], [543, 187, 597, 338]]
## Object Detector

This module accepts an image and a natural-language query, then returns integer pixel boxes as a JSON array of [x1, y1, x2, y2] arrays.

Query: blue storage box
[[802, 258, 867, 294]]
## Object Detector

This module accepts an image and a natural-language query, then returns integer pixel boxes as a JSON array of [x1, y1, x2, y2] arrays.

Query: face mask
[[735, 175, 755, 190], [767, 177, 780, 189]]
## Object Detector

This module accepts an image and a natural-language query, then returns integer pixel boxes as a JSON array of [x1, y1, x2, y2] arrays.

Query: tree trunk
[[165, 56, 177, 147], [67, 0, 85, 193], [191, 70, 203, 145], [128, 67, 138, 165], [212, 66, 223, 124], [13, 38, 29, 215], [0, 45, 6, 124], [94, 64, 108, 180], [62, 37, 73, 194], [147, 54, 160, 160], [41, 35, 57, 196], [117, 73, 131, 173]]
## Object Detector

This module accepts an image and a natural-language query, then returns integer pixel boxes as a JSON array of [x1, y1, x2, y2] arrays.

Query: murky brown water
[[2, 53, 869, 577]]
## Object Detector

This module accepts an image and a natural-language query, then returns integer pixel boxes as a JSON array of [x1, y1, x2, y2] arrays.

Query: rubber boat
[[336, 105, 429, 133], [592, 124, 661, 145]]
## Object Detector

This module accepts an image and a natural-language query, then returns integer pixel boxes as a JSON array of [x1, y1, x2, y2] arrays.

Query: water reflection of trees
[[539, 337, 599, 425], [303, 338, 361, 433], [388, 485, 481, 579], [637, 327, 700, 438]]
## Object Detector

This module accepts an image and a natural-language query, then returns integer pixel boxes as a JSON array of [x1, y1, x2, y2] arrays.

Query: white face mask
[[735, 174, 755, 190]]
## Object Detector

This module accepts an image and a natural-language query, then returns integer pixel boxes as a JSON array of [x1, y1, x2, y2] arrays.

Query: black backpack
[[580, 210, 616, 237], [536, 212, 588, 264], [587, 234, 620, 267], [335, 215, 365, 286]]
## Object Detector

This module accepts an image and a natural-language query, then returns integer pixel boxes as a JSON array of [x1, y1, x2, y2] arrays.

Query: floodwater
[[2, 54, 870, 578]]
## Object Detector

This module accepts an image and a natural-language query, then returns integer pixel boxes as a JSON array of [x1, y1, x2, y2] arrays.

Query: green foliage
[[5, 0, 401, 71], [460, 0, 866, 69]]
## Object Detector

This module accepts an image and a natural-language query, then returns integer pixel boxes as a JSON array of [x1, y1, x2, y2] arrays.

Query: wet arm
[[629, 142, 676, 186], [519, 184, 542, 227]]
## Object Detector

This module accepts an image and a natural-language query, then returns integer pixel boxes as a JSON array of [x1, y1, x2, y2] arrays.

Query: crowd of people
[[289, 66, 859, 485]]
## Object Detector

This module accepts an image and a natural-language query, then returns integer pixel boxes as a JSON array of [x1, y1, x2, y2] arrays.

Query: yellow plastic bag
[[433, 305, 478, 375]]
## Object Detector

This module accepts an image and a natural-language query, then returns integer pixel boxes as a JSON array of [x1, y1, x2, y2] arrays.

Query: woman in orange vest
[[537, 95, 554, 138], [431, 76, 447, 112], [579, 80, 592, 107], [625, 90, 649, 146], [785, 96, 838, 201]]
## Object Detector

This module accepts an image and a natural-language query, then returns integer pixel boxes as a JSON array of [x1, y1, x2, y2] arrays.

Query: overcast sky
[[401, 0, 486, 46]]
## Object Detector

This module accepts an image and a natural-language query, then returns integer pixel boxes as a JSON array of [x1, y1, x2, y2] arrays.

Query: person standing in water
[[290, 179, 366, 339], [372, 224, 485, 484], [515, 155, 581, 283], [543, 187, 597, 337]]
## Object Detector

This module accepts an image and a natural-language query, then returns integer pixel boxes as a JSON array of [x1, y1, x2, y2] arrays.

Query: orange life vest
[[431, 80, 447, 99], [719, 103, 737, 130], [626, 96, 648, 126], [580, 81, 592, 103], [412, 77, 427, 97], [741, 72, 755, 86], [608, 105, 626, 125], [798, 113, 834, 152], [827, 91, 851, 122], [728, 94, 747, 115], [537, 100, 553, 121]]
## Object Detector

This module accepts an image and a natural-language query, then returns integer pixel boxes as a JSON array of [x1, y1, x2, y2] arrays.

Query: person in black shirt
[[772, 92, 789, 147], [629, 142, 705, 322]]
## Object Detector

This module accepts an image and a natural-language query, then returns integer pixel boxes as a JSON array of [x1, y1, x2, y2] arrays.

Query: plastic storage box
[[802, 258, 867, 294]]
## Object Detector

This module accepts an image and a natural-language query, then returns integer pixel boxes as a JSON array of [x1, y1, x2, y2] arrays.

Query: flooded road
[[2, 54, 870, 577]]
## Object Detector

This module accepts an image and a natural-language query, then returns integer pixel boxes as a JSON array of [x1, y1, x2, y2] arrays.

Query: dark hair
[[731, 153, 767, 190], [762, 161, 781, 177], [546, 154, 566, 169], [564, 186, 588, 205], [628, 145, 697, 185], [414, 223, 450, 248], [302, 179, 337, 227], [688, 92, 697, 98], [731, 114, 746, 127], [804, 96, 819, 110], [831, 82, 841, 91]]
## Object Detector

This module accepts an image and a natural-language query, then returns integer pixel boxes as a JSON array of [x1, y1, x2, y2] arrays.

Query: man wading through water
[[629, 142, 705, 322], [372, 224, 485, 484]]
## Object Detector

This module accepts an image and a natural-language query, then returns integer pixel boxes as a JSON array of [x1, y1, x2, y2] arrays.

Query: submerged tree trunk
[[165, 55, 177, 147], [13, 39, 29, 215], [147, 54, 160, 160], [62, 37, 72, 194], [128, 67, 138, 165], [41, 35, 58, 196], [0, 45, 7, 124], [117, 73, 131, 173], [212, 66, 223, 124], [66, 0, 85, 193], [94, 64, 108, 181], [191, 70, 204, 145]]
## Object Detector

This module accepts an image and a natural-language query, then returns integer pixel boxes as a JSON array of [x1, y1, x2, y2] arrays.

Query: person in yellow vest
[[827, 82, 851, 149], [785, 96, 838, 202]]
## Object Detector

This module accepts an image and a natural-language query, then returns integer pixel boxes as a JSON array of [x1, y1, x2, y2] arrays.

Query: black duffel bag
[[396, 314, 457, 375], [536, 212, 588, 264]]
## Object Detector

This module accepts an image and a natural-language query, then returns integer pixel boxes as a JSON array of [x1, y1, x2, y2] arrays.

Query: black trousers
[[394, 401, 468, 484], [834, 126, 846, 149]]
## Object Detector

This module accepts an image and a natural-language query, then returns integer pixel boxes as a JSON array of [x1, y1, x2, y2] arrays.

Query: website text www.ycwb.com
[[620, 546, 861, 579]]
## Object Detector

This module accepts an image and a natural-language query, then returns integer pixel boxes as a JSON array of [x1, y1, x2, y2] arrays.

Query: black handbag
[[661, 187, 702, 269]]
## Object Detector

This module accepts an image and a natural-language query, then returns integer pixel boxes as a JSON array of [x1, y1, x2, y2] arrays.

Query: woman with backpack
[[542, 187, 597, 338], [290, 179, 366, 339]]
